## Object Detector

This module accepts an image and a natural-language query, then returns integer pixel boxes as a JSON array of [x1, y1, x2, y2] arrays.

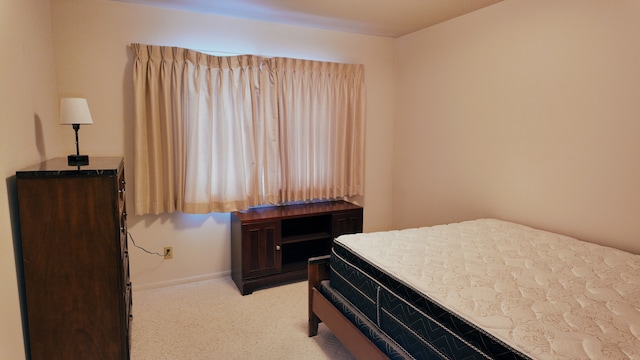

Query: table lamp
[[60, 98, 93, 166]]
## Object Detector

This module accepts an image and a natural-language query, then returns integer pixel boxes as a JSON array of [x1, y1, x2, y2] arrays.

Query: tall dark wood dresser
[[16, 157, 131, 360]]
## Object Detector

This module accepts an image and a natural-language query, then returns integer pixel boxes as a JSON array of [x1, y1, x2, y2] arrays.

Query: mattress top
[[335, 219, 640, 360]]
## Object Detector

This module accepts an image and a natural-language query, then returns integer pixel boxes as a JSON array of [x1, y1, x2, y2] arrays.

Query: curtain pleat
[[132, 44, 365, 215]]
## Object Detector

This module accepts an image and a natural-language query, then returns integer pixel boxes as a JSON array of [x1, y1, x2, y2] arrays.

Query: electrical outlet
[[164, 247, 173, 259]]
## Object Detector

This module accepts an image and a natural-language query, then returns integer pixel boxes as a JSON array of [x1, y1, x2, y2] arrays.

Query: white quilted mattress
[[335, 219, 640, 359]]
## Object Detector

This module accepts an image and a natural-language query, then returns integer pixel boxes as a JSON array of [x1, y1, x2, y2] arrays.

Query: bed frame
[[307, 255, 389, 359]]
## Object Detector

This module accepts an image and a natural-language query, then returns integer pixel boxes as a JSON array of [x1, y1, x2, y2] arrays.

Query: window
[[132, 44, 365, 214]]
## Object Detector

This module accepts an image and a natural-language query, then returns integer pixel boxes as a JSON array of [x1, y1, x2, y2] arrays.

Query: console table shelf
[[231, 200, 363, 295], [282, 232, 332, 244]]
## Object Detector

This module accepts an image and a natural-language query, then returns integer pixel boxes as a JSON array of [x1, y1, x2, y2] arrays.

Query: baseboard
[[132, 270, 232, 292]]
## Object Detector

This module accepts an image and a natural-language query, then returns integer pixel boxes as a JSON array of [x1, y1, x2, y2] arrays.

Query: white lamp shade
[[59, 98, 93, 125]]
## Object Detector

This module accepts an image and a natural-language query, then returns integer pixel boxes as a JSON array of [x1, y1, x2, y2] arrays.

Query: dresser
[[231, 200, 363, 295], [16, 157, 131, 360]]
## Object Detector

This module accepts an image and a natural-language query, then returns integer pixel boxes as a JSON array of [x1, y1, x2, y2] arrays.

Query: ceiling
[[113, 0, 504, 38]]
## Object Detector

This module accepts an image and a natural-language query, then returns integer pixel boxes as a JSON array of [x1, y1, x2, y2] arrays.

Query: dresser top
[[16, 157, 124, 178]]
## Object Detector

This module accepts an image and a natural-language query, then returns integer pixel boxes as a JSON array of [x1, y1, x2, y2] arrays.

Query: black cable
[[127, 231, 164, 257]]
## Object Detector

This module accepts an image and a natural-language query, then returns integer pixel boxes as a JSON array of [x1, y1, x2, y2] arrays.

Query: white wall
[[394, 0, 640, 253], [6, 0, 640, 358], [1, 1, 63, 358], [50, 0, 397, 289]]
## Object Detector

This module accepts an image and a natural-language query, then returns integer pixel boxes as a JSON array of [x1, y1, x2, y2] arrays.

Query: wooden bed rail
[[308, 255, 330, 336], [308, 255, 388, 360]]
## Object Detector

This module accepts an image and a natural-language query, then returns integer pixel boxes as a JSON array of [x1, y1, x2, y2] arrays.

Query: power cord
[[127, 231, 164, 257]]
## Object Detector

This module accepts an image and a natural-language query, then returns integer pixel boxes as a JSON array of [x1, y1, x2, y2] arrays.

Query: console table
[[230, 200, 363, 295]]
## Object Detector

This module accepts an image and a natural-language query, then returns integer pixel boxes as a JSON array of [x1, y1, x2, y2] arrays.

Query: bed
[[308, 218, 640, 359]]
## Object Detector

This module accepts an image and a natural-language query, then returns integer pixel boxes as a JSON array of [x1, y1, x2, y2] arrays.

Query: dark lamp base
[[68, 155, 89, 166]]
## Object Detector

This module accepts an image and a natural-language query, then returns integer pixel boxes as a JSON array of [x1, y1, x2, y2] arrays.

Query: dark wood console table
[[230, 200, 363, 295]]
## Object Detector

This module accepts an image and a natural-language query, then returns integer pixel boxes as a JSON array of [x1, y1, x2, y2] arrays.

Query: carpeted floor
[[131, 277, 355, 360]]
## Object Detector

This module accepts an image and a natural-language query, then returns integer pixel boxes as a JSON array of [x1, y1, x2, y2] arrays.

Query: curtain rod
[[193, 48, 275, 58], [128, 43, 269, 57], [194, 49, 243, 56]]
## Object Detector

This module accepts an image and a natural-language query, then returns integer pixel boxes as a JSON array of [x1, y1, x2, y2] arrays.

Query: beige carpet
[[131, 277, 356, 360]]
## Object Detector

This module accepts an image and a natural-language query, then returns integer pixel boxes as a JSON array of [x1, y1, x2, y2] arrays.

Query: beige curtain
[[182, 54, 280, 213], [132, 44, 365, 215], [132, 44, 187, 215], [269, 57, 365, 203]]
